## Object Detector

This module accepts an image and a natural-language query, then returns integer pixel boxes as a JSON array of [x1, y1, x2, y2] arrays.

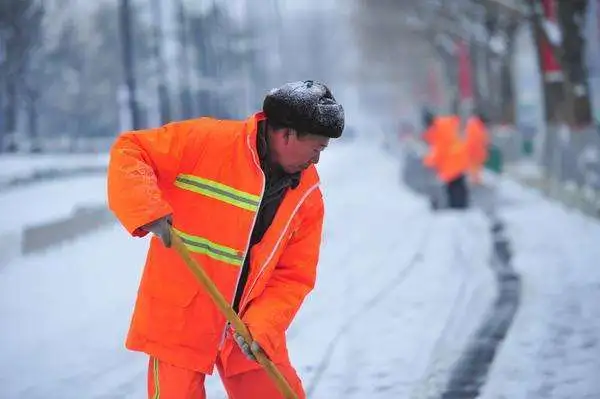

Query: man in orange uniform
[[422, 113, 470, 209], [464, 112, 489, 185], [107, 80, 345, 398]]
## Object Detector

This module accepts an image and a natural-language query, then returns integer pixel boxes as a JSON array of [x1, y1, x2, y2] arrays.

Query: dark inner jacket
[[232, 120, 301, 313]]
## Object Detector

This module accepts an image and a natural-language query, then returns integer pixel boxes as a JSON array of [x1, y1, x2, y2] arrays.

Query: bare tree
[[34, 1, 154, 148], [0, 0, 44, 151], [556, 0, 592, 126], [479, 0, 524, 124], [119, 0, 141, 129], [528, 0, 593, 127], [150, 0, 172, 124], [187, 4, 247, 118], [176, 0, 195, 119]]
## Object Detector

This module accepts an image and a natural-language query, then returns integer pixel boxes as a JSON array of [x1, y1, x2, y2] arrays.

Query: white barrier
[[21, 205, 115, 255], [0, 205, 116, 268]]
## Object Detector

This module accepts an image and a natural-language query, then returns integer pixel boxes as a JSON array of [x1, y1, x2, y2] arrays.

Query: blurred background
[[1, 0, 600, 398], [0, 0, 599, 207]]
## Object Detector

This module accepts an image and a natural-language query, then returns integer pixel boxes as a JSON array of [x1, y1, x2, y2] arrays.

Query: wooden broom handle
[[169, 229, 299, 399]]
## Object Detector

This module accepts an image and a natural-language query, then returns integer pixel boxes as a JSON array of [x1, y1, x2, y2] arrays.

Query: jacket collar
[[245, 112, 300, 189]]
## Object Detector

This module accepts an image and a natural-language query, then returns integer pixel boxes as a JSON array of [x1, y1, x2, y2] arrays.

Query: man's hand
[[141, 215, 173, 247], [233, 332, 264, 363]]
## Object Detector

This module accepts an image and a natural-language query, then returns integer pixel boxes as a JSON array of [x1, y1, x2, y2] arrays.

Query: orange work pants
[[148, 356, 306, 399]]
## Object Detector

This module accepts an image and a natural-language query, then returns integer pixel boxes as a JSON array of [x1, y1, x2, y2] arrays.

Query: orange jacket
[[107, 112, 324, 377], [465, 116, 489, 165], [422, 115, 469, 182]]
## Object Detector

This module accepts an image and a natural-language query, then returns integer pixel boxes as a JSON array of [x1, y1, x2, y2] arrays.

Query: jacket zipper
[[217, 134, 266, 350]]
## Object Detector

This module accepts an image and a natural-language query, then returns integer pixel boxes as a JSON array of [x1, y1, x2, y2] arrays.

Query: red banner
[[541, 0, 562, 78]]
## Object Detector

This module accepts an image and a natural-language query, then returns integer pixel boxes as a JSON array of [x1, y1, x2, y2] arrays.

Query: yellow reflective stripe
[[175, 174, 260, 212], [174, 228, 244, 267], [153, 357, 160, 399]]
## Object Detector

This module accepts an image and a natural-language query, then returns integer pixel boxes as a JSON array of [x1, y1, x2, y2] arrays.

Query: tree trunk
[[150, 0, 171, 124], [176, 0, 195, 119], [499, 28, 519, 125], [27, 92, 40, 152], [470, 40, 485, 114], [485, 53, 504, 124], [5, 79, 16, 134], [119, 0, 141, 129], [556, 0, 592, 126], [529, 1, 567, 191], [529, 0, 565, 124], [0, 74, 4, 147], [499, 55, 515, 124], [4, 78, 17, 151]]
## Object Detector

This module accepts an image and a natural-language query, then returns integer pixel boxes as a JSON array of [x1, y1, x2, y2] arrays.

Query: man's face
[[269, 129, 330, 174]]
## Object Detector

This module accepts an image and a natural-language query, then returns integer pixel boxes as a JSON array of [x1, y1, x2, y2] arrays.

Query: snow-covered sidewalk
[[0, 175, 109, 234], [0, 153, 110, 243], [0, 139, 495, 398], [479, 180, 600, 399], [0, 153, 108, 188]]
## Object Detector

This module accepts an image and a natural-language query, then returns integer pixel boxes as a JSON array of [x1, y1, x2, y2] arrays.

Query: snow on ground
[[0, 153, 108, 186], [0, 225, 149, 399], [479, 180, 600, 399], [0, 175, 108, 234], [296, 140, 494, 399], [0, 137, 494, 398], [302, 210, 493, 399]]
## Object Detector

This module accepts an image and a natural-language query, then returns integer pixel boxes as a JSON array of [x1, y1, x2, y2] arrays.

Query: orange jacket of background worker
[[107, 80, 345, 399], [464, 116, 489, 184], [423, 115, 469, 183]]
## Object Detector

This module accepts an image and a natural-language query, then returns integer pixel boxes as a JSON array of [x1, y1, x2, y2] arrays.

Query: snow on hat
[[262, 80, 345, 138]]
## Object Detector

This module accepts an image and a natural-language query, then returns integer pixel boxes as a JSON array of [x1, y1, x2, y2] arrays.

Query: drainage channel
[[439, 215, 521, 398]]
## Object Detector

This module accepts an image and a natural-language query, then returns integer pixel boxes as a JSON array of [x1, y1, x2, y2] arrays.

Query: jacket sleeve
[[242, 192, 325, 358], [107, 120, 205, 236]]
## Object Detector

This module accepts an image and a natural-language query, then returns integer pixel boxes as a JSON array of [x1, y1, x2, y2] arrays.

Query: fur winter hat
[[263, 80, 345, 138]]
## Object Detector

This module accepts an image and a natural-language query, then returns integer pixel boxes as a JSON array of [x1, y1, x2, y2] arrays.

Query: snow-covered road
[[2, 137, 600, 399], [0, 139, 494, 398]]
